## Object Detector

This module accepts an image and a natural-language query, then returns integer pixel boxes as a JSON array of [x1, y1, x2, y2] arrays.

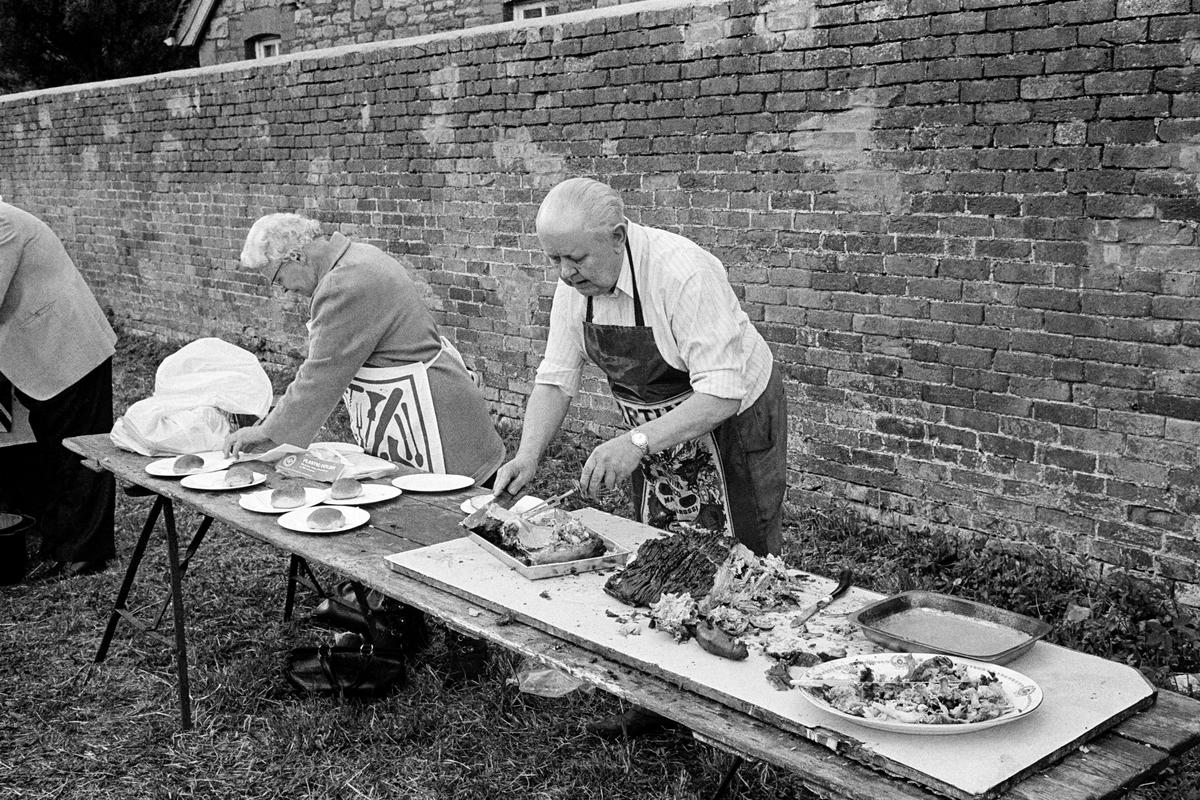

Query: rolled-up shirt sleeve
[[262, 272, 387, 446], [667, 269, 749, 401], [534, 281, 587, 397]]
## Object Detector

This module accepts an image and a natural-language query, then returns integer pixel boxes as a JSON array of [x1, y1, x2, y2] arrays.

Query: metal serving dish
[[849, 590, 1052, 665]]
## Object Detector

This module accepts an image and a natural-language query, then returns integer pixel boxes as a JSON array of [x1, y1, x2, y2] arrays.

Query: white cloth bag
[[111, 338, 273, 456]]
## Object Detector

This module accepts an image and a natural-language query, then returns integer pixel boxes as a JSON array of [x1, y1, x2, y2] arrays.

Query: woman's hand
[[492, 452, 539, 496], [579, 434, 643, 498], [223, 425, 276, 458]]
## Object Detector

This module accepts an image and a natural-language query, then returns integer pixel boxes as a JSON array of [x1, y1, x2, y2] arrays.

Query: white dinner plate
[[323, 483, 403, 506], [146, 451, 234, 477], [458, 494, 545, 515], [180, 469, 267, 491], [391, 473, 475, 493], [796, 652, 1042, 735], [309, 441, 364, 454], [278, 505, 370, 534], [238, 487, 327, 514]]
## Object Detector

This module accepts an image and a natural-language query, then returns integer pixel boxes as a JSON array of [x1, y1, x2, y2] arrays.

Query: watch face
[[631, 431, 647, 446]]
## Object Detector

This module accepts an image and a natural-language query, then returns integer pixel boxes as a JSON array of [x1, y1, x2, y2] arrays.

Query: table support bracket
[[709, 755, 744, 800], [87, 493, 199, 730]]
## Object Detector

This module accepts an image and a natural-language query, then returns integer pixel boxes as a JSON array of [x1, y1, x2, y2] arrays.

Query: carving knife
[[794, 569, 854, 627], [461, 487, 524, 529]]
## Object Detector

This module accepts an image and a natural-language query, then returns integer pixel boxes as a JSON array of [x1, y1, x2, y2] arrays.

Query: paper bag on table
[[110, 338, 273, 456]]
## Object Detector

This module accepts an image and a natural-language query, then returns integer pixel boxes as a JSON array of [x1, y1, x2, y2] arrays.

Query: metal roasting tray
[[848, 590, 1053, 665], [466, 532, 630, 581]]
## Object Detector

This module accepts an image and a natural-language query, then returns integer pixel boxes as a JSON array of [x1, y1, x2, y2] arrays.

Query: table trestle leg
[[709, 755, 744, 800], [92, 494, 165, 666], [283, 554, 331, 621], [161, 500, 193, 730], [150, 514, 214, 630]]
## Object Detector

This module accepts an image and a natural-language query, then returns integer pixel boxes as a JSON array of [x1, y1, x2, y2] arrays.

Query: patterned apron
[[341, 337, 465, 473], [582, 240, 780, 555]]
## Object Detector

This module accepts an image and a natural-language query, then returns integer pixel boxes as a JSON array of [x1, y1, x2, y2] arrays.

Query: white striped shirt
[[535, 221, 773, 413]]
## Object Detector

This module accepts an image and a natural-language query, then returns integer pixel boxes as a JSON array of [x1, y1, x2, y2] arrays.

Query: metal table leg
[[93, 495, 164, 664], [90, 493, 201, 730], [709, 756, 744, 800], [284, 554, 330, 622], [161, 501, 192, 730], [150, 515, 213, 630]]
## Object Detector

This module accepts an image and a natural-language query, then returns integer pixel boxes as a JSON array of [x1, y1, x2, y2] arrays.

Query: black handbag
[[284, 642, 407, 698]]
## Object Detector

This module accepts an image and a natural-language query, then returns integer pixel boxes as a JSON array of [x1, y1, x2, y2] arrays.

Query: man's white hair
[[242, 212, 322, 270], [536, 177, 625, 234]]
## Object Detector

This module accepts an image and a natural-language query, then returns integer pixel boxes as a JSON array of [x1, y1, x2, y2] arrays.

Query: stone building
[[167, 0, 635, 66]]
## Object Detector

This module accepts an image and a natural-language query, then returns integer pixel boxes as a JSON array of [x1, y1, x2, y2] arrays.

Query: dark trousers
[[710, 364, 787, 557], [0, 358, 116, 563]]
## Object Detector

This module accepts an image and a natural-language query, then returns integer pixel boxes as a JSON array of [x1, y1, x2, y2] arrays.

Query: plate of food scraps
[[795, 652, 1042, 735]]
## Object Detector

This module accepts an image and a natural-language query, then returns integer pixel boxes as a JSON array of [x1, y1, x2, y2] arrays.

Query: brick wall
[[2, 0, 1199, 602], [200, 0, 627, 65]]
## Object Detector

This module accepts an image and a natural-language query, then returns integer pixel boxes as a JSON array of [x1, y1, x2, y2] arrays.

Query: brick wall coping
[[0, 0, 694, 105]]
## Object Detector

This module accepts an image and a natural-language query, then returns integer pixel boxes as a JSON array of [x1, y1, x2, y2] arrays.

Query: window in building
[[506, 1, 560, 21], [246, 34, 282, 60]]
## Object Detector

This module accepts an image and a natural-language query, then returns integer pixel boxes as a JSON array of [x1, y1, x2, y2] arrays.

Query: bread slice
[[224, 465, 257, 488], [307, 507, 346, 531], [173, 454, 204, 473], [330, 477, 363, 500], [270, 484, 306, 509]]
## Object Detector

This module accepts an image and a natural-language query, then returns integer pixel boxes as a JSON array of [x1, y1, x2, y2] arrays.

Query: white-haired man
[[494, 178, 788, 734], [225, 212, 505, 487]]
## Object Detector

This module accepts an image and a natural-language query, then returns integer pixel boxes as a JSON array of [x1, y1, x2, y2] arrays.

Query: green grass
[[0, 332, 1197, 800]]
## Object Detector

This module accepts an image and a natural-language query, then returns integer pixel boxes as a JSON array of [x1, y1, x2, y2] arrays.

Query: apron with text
[[582, 240, 760, 545], [340, 337, 465, 473]]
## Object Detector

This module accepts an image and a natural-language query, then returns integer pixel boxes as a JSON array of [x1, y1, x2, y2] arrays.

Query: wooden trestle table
[[63, 433, 1200, 800]]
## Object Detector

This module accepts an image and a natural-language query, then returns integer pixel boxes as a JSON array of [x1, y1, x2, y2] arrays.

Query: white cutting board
[[386, 508, 1155, 799]]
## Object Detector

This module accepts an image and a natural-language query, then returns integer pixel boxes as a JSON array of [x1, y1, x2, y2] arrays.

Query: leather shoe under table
[[585, 706, 673, 739], [59, 559, 109, 578], [27, 558, 110, 581]]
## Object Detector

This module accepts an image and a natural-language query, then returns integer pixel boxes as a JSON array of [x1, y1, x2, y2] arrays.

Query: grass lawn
[[1, 332, 1197, 800]]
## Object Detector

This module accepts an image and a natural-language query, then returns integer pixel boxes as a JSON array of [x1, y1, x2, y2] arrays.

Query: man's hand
[[492, 453, 539, 497], [579, 435, 643, 498], [223, 425, 277, 458]]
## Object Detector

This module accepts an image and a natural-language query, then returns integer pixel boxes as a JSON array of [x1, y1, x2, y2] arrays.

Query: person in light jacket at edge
[[225, 212, 505, 681], [492, 177, 788, 736], [0, 199, 118, 580]]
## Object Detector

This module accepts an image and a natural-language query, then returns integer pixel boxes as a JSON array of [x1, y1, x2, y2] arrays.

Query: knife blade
[[461, 488, 524, 529], [794, 569, 854, 627]]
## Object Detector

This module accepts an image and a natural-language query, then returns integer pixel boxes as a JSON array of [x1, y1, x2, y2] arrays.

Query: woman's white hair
[[536, 177, 625, 234], [242, 212, 322, 270]]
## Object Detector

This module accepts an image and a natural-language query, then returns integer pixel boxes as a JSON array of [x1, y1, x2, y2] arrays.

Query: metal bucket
[[0, 512, 34, 585]]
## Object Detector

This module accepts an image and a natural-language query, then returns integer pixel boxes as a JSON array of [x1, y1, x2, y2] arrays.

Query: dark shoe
[[61, 559, 110, 577], [585, 706, 672, 739], [443, 630, 489, 685]]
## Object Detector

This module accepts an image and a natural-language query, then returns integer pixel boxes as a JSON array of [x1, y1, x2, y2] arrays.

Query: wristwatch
[[629, 430, 650, 458]]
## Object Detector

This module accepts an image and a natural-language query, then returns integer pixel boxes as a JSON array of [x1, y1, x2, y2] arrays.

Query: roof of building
[[166, 0, 221, 47]]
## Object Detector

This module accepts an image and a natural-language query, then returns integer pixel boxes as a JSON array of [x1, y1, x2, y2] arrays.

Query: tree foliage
[[0, 0, 198, 93]]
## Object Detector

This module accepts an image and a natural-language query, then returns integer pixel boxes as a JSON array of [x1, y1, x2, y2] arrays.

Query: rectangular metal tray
[[849, 590, 1053, 665], [466, 532, 630, 581]]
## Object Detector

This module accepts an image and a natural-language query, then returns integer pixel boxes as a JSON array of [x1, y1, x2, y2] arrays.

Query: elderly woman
[[224, 213, 505, 486], [226, 212, 503, 681]]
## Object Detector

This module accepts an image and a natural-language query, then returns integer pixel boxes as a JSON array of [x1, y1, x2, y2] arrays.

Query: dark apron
[[581, 240, 786, 556]]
